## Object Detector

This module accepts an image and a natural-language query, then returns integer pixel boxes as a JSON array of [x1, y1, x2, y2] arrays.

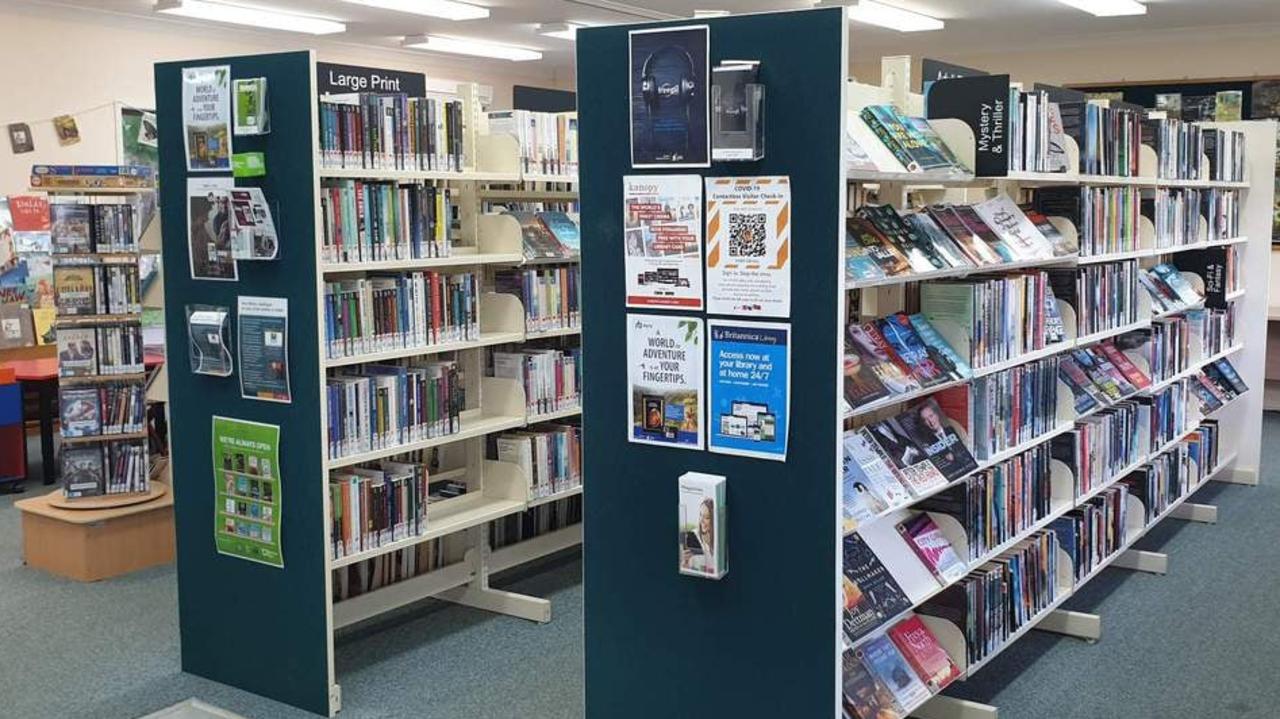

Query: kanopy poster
[[623, 174, 704, 309], [629, 25, 710, 168], [181, 64, 233, 172], [708, 320, 790, 461], [627, 313, 704, 450], [238, 296, 290, 403], [704, 176, 792, 317], [187, 177, 237, 281], [212, 416, 283, 568]]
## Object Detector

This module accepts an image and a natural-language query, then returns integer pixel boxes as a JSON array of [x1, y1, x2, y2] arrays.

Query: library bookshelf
[[577, 11, 1271, 719], [154, 51, 580, 716]]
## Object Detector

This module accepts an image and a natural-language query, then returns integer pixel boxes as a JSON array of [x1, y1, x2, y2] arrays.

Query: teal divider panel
[[577, 9, 845, 718], [154, 51, 331, 716]]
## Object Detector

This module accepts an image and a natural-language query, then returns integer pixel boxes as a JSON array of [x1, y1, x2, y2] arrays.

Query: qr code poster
[[705, 176, 791, 318]]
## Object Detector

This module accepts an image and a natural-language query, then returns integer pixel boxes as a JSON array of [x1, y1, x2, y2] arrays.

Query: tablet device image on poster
[[705, 176, 792, 317], [623, 174, 704, 309], [238, 295, 290, 403], [629, 25, 710, 168], [182, 64, 233, 172], [708, 320, 791, 461], [627, 313, 704, 450]]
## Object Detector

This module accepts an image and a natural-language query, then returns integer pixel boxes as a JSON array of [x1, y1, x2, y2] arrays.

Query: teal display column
[[154, 51, 333, 715], [578, 9, 847, 717]]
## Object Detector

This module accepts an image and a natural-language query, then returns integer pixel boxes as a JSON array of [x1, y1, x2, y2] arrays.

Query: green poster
[[212, 416, 283, 568]]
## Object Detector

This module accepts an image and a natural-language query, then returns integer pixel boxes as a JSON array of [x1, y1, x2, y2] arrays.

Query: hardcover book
[[972, 195, 1055, 260], [907, 314, 972, 381], [847, 216, 912, 277], [843, 533, 913, 643], [59, 387, 101, 437], [924, 205, 1002, 266], [887, 614, 962, 692], [843, 649, 903, 719], [897, 512, 967, 583], [877, 313, 949, 387], [899, 399, 978, 481], [857, 635, 933, 711]]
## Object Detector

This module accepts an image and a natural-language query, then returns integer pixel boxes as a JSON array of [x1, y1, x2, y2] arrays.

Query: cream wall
[[0, 1, 570, 193], [850, 25, 1280, 89]]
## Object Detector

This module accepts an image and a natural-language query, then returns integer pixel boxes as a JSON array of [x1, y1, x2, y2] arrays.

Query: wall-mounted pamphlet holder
[[186, 304, 232, 377], [233, 77, 270, 135], [678, 472, 727, 580], [712, 60, 765, 162]]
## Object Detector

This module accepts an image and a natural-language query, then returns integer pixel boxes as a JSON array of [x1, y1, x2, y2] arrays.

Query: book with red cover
[[887, 614, 962, 692], [925, 204, 1002, 266], [897, 512, 966, 582], [1097, 342, 1151, 389], [848, 322, 922, 397]]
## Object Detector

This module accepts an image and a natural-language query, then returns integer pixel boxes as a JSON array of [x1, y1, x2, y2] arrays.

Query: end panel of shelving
[[578, 10, 846, 719], [477, 213, 525, 256], [154, 50, 332, 716]]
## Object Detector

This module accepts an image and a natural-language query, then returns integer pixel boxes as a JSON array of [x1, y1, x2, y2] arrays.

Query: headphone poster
[[629, 25, 710, 168]]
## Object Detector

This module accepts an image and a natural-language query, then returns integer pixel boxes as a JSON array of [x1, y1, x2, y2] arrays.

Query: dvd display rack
[[576, 11, 1271, 718], [43, 179, 157, 504], [155, 51, 580, 716]]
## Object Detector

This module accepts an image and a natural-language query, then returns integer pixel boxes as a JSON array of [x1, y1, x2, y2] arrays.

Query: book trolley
[[153, 51, 581, 715], [577, 9, 1272, 718]]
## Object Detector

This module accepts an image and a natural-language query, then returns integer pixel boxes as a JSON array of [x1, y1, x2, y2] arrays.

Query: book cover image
[[899, 399, 977, 481], [678, 471, 726, 579], [843, 533, 912, 643], [629, 25, 710, 168], [50, 204, 91, 254], [57, 327, 97, 376], [53, 266, 95, 315], [538, 211, 581, 254], [887, 614, 961, 692], [843, 649, 903, 719], [857, 635, 932, 712], [623, 174, 703, 309], [877, 313, 948, 387], [627, 314, 704, 450], [61, 445, 104, 498], [897, 512, 966, 583], [848, 323, 921, 396], [59, 387, 101, 437]]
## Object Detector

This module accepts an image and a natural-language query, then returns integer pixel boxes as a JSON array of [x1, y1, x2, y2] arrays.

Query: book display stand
[[154, 51, 580, 716], [577, 10, 1272, 718]]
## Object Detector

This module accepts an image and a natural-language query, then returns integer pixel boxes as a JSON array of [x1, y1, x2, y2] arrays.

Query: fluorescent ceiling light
[[1054, 0, 1146, 17], [403, 35, 543, 62], [154, 0, 346, 34], [693, 10, 730, 17], [846, 0, 944, 32], [341, 0, 488, 21], [538, 22, 581, 41]]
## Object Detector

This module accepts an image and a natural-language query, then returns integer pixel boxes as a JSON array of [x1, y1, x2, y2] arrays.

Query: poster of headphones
[[629, 25, 710, 168]]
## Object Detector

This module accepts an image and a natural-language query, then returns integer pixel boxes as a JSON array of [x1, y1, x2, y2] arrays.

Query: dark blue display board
[[577, 9, 846, 717], [154, 51, 332, 715]]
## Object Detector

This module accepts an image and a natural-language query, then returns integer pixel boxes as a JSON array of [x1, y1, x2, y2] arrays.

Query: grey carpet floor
[[2, 415, 1279, 719]]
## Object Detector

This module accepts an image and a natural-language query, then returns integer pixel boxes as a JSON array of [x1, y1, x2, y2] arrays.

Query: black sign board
[[920, 58, 988, 92], [925, 74, 1012, 176], [316, 62, 426, 96]]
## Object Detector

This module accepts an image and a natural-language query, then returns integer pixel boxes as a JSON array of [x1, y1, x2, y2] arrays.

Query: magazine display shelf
[[154, 51, 583, 716], [847, 57, 1272, 719]]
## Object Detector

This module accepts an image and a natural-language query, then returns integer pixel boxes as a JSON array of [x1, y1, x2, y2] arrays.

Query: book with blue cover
[[877, 313, 949, 387], [908, 314, 971, 381], [538, 211, 581, 254], [857, 635, 932, 711]]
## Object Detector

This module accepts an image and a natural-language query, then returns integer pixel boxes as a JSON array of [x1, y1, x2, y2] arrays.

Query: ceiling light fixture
[[1054, 0, 1146, 17], [846, 0, 944, 32], [693, 10, 730, 17], [538, 22, 582, 41], [403, 35, 543, 62], [154, 0, 346, 34], [341, 0, 488, 21]]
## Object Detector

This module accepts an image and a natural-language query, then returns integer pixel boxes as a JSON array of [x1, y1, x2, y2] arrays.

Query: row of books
[[1189, 308, 1236, 358], [325, 360, 464, 460], [1053, 399, 1143, 497], [323, 272, 479, 360], [507, 210, 581, 260], [844, 313, 971, 410], [1124, 445, 1192, 523], [1048, 260, 1140, 338], [493, 348, 581, 416], [329, 460, 432, 559], [57, 324, 144, 377], [1204, 128, 1246, 182], [842, 398, 977, 528], [1008, 88, 1070, 174], [845, 196, 1075, 282], [1190, 357, 1248, 414], [958, 356, 1061, 460], [1036, 186, 1140, 258], [31, 164, 154, 190], [318, 92, 466, 172], [59, 383, 146, 437], [50, 202, 139, 254], [1051, 485, 1127, 582], [487, 110, 579, 178], [482, 199, 580, 215], [1074, 101, 1142, 177], [1140, 317, 1196, 384], [492, 422, 582, 502], [919, 270, 1068, 370], [1147, 383, 1189, 451], [841, 613, 960, 718], [1145, 117, 1205, 181], [857, 104, 966, 174], [53, 265, 141, 316], [1059, 341, 1152, 416], [332, 536, 451, 602], [319, 181, 454, 263], [494, 266, 581, 334], [1181, 421, 1222, 485], [61, 439, 149, 499], [1140, 262, 1203, 314], [490, 494, 582, 550], [1201, 189, 1242, 242], [916, 443, 1054, 562]]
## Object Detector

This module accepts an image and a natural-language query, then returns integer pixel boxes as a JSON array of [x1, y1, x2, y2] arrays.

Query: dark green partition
[[155, 51, 332, 716], [578, 9, 846, 717]]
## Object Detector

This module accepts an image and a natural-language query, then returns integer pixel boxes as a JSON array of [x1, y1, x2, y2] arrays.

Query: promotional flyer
[[212, 416, 283, 568], [707, 320, 791, 461], [704, 176, 792, 317], [627, 313, 704, 450]]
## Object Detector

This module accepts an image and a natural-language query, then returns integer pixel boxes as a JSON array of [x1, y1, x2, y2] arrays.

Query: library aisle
[[4, 419, 1280, 718]]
